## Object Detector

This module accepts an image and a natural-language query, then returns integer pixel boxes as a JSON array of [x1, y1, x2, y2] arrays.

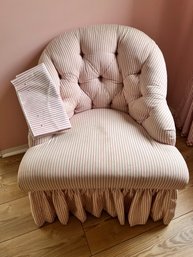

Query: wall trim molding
[[0, 144, 28, 158]]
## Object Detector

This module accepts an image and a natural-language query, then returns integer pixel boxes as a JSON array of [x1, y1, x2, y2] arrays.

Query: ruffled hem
[[29, 188, 177, 227]]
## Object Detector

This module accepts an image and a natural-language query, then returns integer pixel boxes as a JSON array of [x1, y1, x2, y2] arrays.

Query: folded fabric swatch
[[11, 63, 71, 138]]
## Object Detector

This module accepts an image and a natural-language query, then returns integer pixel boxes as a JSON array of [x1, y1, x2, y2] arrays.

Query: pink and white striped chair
[[18, 24, 189, 227]]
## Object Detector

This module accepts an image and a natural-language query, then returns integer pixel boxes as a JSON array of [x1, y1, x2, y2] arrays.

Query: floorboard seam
[[0, 195, 28, 206], [81, 222, 93, 257], [91, 222, 164, 256]]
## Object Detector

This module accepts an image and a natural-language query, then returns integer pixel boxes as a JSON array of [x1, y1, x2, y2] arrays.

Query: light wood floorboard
[[0, 218, 91, 257], [0, 154, 24, 175], [0, 171, 27, 204], [0, 135, 192, 257], [93, 211, 193, 257], [0, 197, 37, 243]]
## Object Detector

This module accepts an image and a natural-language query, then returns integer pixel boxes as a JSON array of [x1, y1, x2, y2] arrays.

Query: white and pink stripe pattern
[[11, 63, 71, 138], [19, 109, 188, 192], [18, 109, 188, 191], [29, 188, 177, 227], [18, 109, 189, 226], [38, 24, 176, 145], [16, 25, 189, 227]]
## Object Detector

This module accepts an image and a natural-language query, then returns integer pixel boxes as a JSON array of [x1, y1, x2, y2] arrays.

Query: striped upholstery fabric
[[11, 63, 71, 138], [29, 188, 177, 227], [17, 25, 189, 226], [19, 109, 189, 226], [39, 24, 176, 145], [19, 110, 188, 191]]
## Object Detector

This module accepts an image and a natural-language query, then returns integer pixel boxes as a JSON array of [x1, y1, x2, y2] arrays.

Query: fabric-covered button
[[98, 76, 103, 81]]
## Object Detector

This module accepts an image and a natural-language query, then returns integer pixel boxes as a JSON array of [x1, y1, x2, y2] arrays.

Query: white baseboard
[[0, 144, 28, 158]]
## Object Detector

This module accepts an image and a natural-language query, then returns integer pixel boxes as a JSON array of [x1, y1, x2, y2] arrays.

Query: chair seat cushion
[[18, 109, 189, 191]]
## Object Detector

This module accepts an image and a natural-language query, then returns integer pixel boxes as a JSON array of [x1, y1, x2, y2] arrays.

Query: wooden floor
[[0, 134, 193, 257]]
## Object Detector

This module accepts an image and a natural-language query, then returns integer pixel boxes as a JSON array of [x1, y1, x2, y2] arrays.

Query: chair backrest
[[39, 24, 176, 145]]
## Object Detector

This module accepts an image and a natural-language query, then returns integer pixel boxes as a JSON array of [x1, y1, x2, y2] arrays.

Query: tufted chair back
[[39, 24, 176, 145]]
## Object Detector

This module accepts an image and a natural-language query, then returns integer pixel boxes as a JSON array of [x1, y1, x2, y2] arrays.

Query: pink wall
[[0, 0, 192, 150]]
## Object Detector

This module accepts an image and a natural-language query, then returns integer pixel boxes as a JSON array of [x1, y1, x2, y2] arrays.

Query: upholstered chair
[[17, 25, 189, 226]]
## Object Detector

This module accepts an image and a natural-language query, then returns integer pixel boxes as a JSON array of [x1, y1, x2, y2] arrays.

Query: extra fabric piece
[[11, 63, 71, 138]]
